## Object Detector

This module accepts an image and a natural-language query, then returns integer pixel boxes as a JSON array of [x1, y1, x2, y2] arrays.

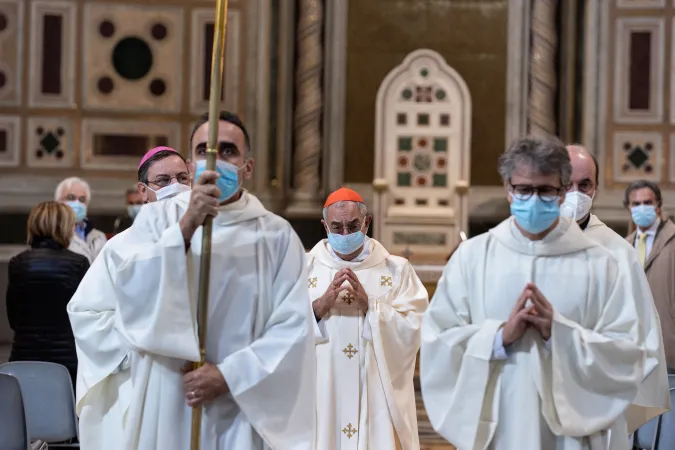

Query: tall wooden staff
[[191, 0, 228, 448]]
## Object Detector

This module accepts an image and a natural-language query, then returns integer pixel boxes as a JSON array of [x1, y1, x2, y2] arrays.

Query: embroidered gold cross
[[342, 423, 358, 439], [380, 275, 392, 287], [343, 344, 358, 359], [308, 277, 317, 288], [343, 292, 355, 305]]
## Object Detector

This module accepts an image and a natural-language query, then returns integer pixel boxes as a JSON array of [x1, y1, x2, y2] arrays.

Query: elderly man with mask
[[67, 145, 190, 450], [561, 145, 669, 444], [308, 187, 428, 450], [55, 176, 107, 262], [421, 136, 650, 450]]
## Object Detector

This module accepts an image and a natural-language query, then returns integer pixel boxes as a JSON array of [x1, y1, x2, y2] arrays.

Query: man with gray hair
[[307, 187, 428, 449], [421, 136, 649, 449], [55, 176, 107, 262]]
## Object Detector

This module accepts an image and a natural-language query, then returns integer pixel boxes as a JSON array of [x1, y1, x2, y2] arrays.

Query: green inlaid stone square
[[398, 172, 412, 186], [398, 137, 412, 151], [434, 138, 447, 152], [433, 174, 447, 187]]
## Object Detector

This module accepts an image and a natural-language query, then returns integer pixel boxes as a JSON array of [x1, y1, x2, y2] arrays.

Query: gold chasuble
[[308, 238, 429, 450]]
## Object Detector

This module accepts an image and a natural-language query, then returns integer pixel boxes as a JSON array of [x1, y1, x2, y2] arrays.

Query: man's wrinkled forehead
[[327, 202, 362, 222]]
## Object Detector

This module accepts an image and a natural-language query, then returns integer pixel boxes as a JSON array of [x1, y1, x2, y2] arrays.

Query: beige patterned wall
[[602, 1, 673, 188], [0, 0, 261, 211]]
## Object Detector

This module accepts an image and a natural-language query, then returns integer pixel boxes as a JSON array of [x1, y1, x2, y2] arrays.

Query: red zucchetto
[[323, 187, 364, 208]]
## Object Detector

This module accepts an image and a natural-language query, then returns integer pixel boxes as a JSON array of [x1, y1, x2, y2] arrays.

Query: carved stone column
[[286, 0, 324, 216], [528, 0, 558, 136]]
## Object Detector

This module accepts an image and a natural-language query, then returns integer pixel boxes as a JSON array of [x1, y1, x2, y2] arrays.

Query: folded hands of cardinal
[[341, 268, 369, 312], [182, 362, 230, 407]]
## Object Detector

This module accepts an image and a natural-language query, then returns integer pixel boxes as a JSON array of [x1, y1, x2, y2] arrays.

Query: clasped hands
[[182, 362, 230, 407], [502, 283, 554, 347], [313, 268, 368, 319]]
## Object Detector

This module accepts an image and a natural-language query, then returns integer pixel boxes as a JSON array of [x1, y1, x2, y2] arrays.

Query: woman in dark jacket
[[6, 201, 89, 387]]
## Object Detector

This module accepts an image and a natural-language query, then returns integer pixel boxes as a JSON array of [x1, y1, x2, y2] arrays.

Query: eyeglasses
[[329, 221, 365, 235], [148, 173, 191, 188], [509, 183, 563, 203]]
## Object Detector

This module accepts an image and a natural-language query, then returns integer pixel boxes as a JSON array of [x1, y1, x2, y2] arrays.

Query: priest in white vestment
[[87, 111, 316, 450], [308, 187, 429, 450], [561, 144, 670, 437], [421, 136, 649, 450], [67, 146, 191, 450]]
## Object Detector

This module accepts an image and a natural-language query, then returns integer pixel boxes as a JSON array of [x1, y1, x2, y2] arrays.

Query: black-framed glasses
[[509, 183, 563, 202], [329, 222, 364, 235], [148, 173, 191, 188]]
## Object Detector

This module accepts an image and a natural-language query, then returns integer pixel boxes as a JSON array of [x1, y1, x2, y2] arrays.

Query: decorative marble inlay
[[0, 115, 20, 167], [81, 118, 180, 170], [612, 131, 662, 182], [26, 117, 74, 168], [393, 232, 447, 246], [28, 0, 76, 108], [189, 7, 242, 115], [613, 17, 665, 124], [82, 3, 184, 112], [375, 49, 471, 257], [0, 0, 22, 106]]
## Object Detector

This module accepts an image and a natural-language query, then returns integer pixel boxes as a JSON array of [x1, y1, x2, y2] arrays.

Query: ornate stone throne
[[372, 49, 472, 264]]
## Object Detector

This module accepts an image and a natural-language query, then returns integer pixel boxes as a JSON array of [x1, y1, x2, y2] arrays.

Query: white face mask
[[560, 191, 594, 221], [149, 183, 191, 201]]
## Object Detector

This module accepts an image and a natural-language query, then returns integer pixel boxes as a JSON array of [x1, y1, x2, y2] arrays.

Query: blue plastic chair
[[0, 362, 78, 446], [0, 372, 30, 450]]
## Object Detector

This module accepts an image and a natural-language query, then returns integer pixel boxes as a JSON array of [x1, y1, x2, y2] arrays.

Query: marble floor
[[415, 374, 456, 449]]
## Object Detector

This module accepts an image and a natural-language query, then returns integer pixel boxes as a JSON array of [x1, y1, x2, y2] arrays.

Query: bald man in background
[[561, 145, 669, 442]]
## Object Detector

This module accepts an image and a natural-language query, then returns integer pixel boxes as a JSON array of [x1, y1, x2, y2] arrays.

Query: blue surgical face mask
[[66, 200, 87, 223], [127, 204, 142, 220], [328, 231, 366, 255], [631, 204, 658, 229], [510, 194, 560, 234], [194, 159, 243, 202]]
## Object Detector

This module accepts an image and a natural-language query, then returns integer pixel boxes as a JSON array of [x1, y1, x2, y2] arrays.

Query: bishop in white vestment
[[560, 144, 670, 435], [103, 112, 316, 450], [421, 136, 649, 450], [309, 188, 429, 450], [67, 146, 192, 450]]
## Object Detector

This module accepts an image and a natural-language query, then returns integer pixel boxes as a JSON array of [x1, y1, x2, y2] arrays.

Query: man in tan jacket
[[625, 180, 675, 372]]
